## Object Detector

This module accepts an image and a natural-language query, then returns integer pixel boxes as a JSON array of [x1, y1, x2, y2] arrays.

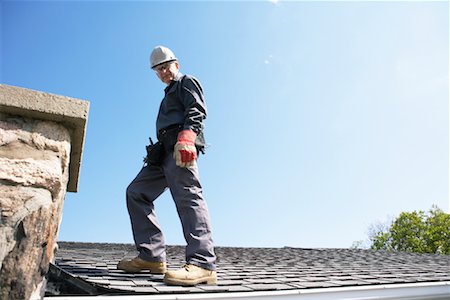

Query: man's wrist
[[177, 129, 197, 144]]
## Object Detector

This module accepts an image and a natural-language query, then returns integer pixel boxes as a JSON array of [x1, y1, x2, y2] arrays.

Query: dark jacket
[[156, 72, 207, 135]]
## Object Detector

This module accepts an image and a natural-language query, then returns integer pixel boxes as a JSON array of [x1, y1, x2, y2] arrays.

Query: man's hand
[[174, 130, 197, 168]]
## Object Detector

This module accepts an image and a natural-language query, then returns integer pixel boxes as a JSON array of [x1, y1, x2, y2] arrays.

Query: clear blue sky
[[2, 1, 448, 248]]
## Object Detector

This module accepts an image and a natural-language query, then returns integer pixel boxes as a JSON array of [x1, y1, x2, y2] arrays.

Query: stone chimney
[[0, 84, 89, 300]]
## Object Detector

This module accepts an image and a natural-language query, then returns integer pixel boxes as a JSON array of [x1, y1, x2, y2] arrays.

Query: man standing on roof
[[117, 46, 217, 286]]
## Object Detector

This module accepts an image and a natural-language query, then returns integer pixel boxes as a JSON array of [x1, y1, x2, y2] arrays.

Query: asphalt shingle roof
[[50, 242, 450, 296]]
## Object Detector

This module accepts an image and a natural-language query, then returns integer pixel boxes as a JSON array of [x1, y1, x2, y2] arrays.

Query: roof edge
[[44, 281, 450, 300]]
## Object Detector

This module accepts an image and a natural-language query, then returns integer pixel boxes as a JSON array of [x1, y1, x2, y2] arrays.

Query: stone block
[[0, 84, 89, 192]]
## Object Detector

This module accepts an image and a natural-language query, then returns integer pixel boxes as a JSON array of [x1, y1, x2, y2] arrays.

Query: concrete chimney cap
[[0, 84, 90, 192]]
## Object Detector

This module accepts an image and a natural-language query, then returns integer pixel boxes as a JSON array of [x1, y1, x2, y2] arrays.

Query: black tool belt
[[144, 139, 164, 166], [144, 124, 206, 166], [158, 124, 184, 153]]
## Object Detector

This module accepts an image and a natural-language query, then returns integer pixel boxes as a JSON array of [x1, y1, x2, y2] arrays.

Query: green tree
[[369, 205, 450, 254]]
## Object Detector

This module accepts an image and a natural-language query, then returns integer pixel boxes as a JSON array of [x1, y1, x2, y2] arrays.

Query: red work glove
[[173, 130, 197, 168]]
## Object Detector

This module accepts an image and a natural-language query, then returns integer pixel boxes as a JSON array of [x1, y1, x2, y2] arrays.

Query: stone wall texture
[[0, 113, 72, 299], [0, 84, 90, 192], [0, 84, 89, 299]]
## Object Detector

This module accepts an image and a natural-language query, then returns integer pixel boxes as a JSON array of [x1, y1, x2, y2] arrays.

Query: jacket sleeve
[[179, 75, 207, 134]]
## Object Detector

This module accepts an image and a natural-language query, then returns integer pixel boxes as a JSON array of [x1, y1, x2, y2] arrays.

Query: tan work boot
[[117, 257, 166, 274], [164, 264, 217, 286]]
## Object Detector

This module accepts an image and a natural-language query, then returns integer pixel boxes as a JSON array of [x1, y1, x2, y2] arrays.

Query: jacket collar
[[164, 72, 183, 94]]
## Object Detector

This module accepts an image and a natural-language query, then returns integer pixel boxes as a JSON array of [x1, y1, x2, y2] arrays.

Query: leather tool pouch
[[144, 141, 164, 166], [195, 132, 206, 154]]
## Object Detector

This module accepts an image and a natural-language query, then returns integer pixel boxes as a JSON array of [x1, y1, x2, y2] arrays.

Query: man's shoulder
[[181, 74, 200, 83], [180, 74, 203, 89]]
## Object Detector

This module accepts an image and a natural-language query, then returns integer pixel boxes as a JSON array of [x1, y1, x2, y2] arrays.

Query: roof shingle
[[48, 242, 450, 296]]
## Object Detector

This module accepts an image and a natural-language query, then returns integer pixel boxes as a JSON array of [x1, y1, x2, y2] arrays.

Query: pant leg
[[126, 165, 168, 262], [162, 152, 216, 270]]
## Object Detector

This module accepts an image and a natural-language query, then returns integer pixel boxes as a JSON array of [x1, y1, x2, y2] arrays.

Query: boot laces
[[183, 264, 195, 272]]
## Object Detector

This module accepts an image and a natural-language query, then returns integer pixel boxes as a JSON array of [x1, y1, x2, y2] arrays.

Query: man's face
[[154, 61, 179, 85]]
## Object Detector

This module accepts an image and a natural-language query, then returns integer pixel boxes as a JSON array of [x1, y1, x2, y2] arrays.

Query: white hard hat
[[150, 46, 177, 68]]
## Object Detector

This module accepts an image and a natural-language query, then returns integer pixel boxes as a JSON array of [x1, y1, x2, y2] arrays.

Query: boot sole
[[117, 264, 166, 274], [120, 268, 166, 274], [164, 275, 217, 286]]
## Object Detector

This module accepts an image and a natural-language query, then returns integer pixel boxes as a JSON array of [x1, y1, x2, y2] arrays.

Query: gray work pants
[[126, 151, 216, 271]]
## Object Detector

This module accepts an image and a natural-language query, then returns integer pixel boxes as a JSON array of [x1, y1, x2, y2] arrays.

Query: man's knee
[[126, 182, 139, 203]]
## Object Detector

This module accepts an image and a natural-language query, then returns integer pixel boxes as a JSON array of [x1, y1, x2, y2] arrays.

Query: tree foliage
[[369, 205, 450, 254]]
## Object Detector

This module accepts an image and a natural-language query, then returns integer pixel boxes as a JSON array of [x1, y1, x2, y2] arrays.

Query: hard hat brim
[[151, 59, 177, 69]]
